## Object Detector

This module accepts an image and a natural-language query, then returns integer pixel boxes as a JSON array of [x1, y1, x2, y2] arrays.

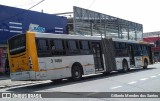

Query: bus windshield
[[8, 34, 26, 55]]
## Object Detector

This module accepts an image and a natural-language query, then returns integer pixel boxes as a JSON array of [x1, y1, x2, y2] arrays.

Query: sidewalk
[[0, 74, 51, 89], [0, 74, 10, 80]]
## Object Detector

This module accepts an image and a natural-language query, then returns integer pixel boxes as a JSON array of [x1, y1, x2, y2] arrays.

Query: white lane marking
[[150, 76, 157, 78], [111, 86, 122, 89], [140, 78, 148, 81], [128, 81, 137, 84]]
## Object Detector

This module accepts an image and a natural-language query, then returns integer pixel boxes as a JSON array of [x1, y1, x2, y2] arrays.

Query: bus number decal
[[51, 59, 54, 63], [55, 59, 62, 63]]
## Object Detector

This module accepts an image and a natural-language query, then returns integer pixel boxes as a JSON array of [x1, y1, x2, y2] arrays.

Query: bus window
[[141, 45, 148, 56], [67, 40, 79, 55], [114, 42, 120, 49], [8, 34, 26, 55], [55, 40, 64, 50], [79, 40, 91, 55], [50, 39, 65, 56], [119, 42, 128, 57], [121, 43, 126, 49], [50, 40, 55, 50], [133, 44, 141, 56], [36, 39, 50, 57], [114, 42, 128, 57], [68, 40, 77, 50], [114, 42, 120, 57], [37, 39, 49, 51]]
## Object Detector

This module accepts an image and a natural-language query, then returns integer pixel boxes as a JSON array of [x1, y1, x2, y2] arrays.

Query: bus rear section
[[8, 33, 38, 81]]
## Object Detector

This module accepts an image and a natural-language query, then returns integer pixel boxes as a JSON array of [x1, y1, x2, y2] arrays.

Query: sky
[[1, 0, 160, 33]]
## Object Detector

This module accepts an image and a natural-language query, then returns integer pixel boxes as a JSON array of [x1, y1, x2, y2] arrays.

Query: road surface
[[0, 63, 160, 101]]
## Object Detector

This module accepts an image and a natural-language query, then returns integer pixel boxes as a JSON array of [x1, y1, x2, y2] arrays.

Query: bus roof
[[35, 32, 101, 40], [35, 32, 141, 44], [10, 32, 152, 45]]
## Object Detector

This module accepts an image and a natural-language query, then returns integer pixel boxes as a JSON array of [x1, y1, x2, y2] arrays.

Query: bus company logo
[[29, 23, 45, 33], [2, 93, 11, 98]]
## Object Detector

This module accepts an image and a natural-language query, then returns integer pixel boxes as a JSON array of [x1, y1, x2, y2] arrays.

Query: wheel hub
[[75, 71, 79, 77], [144, 62, 147, 66]]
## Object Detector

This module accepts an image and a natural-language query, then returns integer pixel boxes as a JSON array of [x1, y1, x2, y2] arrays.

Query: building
[[143, 31, 160, 42], [0, 5, 68, 73]]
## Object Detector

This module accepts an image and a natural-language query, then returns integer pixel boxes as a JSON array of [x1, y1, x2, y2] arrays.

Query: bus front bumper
[[10, 71, 36, 81]]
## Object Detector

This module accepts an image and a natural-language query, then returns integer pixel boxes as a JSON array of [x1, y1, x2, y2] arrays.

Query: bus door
[[135, 45, 143, 67], [148, 46, 153, 64], [128, 44, 135, 66], [91, 42, 104, 71]]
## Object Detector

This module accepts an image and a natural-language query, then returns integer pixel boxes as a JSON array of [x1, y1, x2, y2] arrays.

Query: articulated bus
[[8, 32, 153, 81]]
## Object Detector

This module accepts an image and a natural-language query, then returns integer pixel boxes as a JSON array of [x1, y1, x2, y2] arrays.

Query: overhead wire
[[0, 0, 45, 23], [88, 0, 96, 9], [14, 0, 42, 7]]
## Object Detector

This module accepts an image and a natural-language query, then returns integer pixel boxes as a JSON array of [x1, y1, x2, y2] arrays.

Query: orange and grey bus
[[8, 32, 153, 81]]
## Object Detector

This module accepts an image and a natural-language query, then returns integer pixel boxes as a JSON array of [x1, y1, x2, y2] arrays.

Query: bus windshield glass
[[8, 34, 26, 55]]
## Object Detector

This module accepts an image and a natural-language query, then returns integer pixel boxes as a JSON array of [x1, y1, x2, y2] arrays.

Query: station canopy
[[68, 6, 143, 41]]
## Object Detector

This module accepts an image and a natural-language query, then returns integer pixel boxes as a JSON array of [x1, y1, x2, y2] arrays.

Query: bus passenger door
[[128, 44, 135, 66], [148, 46, 153, 64], [91, 42, 104, 71]]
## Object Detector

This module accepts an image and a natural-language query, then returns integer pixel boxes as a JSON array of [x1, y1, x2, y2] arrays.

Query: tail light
[[29, 57, 33, 69]]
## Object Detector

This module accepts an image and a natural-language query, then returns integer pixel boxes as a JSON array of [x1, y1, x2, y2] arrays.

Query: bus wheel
[[122, 61, 128, 73], [143, 60, 148, 69], [72, 65, 82, 81]]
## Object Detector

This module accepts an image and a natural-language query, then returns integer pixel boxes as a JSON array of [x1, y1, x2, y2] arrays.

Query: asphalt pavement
[[0, 63, 160, 101]]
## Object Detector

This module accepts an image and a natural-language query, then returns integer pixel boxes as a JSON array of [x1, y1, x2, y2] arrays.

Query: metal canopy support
[[73, 6, 143, 40]]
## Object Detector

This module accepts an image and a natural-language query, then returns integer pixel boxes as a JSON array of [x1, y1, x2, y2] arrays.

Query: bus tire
[[71, 64, 82, 81], [143, 59, 148, 69], [122, 60, 128, 73]]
